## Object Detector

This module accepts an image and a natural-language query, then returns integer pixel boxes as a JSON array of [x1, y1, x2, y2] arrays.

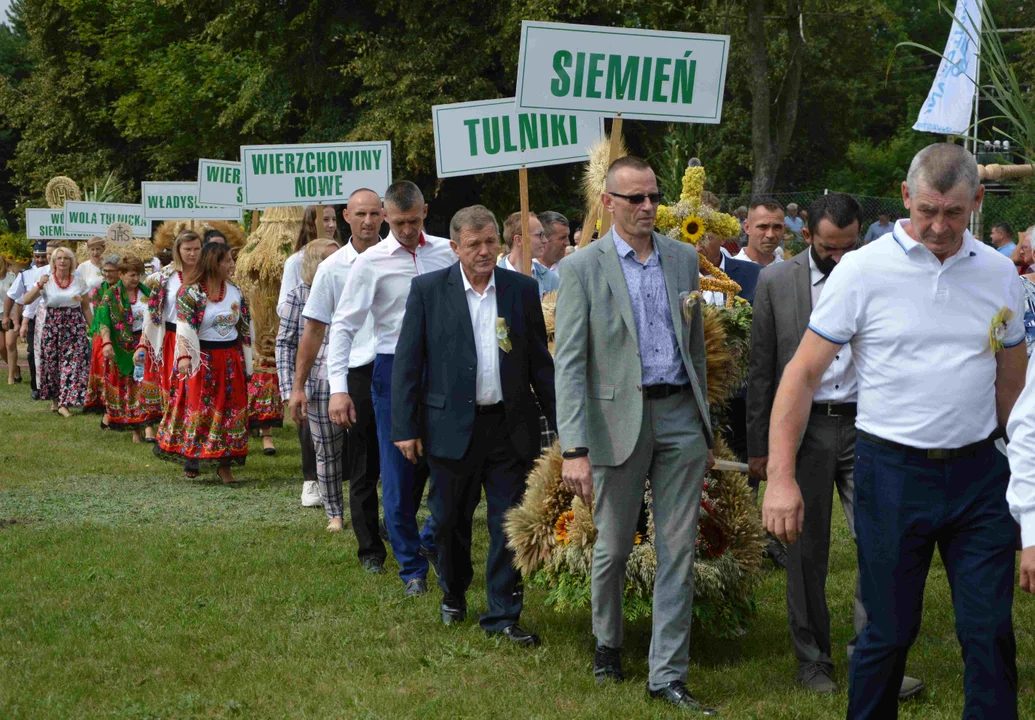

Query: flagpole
[[969, 43, 982, 236]]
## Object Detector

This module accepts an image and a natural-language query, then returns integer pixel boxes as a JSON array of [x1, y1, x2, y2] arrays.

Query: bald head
[[344, 188, 385, 247]]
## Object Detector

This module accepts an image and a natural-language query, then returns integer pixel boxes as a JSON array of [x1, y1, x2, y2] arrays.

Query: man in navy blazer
[[392, 205, 556, 645], [724, 255, 761, 305]]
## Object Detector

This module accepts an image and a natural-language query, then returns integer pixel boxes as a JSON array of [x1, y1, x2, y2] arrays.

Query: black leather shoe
[[593, 645, 624, 683], [404, 577, 427, 597], [441, 601, 467, 626], [487, 623, 540, 647], [360, 557, 385, 575], [648, 681, 719, 715], [31, 390, 40, 400]]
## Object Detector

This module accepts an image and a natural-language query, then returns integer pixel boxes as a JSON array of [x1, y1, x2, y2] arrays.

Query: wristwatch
[[562, 447, 589, 460]]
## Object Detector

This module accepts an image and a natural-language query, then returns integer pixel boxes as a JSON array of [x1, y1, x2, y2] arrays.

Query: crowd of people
[[3, 142, 1035, 718]]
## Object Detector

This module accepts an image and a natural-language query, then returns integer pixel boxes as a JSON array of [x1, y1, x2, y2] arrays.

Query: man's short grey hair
[[906, 142, 980, 196], [384, 180, 425, 211], [103, 253, 121, 267], [538, 211, 569, 234], [449, 205, 499, 244], [786, 203, 798, 212]]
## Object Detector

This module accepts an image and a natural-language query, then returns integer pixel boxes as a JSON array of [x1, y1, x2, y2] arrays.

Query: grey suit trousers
[[787, 412, 865, 669], [591, 389, 708, 689]]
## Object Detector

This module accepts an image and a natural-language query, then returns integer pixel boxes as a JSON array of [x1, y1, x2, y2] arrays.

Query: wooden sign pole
[[597, 114, 624, 238], [251, 210, 260, 232], [518, 167, 533, 276]]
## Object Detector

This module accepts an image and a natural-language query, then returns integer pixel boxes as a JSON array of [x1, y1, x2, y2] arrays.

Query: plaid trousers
[[307, 378, 346, 519]]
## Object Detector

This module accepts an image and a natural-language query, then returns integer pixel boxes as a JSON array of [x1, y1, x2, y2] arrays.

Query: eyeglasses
[[531, 231, 546, 240], [608, 191, 663, 206]]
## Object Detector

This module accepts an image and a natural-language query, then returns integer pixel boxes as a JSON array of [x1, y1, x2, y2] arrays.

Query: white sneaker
[[300, 480, 323, 508]]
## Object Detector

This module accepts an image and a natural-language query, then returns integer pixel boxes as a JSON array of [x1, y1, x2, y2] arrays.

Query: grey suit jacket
[[745, 251, 813, 458], [554, 230, 713, 467]]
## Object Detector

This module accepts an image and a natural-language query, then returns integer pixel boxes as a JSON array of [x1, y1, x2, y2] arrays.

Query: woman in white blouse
[[154, 242, 253, 483], [21, 247, 92, 416]]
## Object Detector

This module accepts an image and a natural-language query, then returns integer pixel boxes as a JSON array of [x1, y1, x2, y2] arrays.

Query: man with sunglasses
[[498, 211, 559, 299], [554, 156, 717, 714]]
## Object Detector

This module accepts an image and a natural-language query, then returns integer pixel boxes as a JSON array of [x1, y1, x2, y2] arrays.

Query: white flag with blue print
[[913, 0, 982, 136]]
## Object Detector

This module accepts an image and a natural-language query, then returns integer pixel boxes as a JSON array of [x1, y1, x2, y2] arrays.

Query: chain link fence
[[716, 189, 1034, 244]]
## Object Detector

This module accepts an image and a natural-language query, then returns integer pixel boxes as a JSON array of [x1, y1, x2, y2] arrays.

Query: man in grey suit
[[745, 193, 922, 699], [554, 156, 717, 715]]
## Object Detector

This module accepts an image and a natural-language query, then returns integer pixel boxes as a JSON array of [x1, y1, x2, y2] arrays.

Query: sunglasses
[[608, 191, 664, 206]]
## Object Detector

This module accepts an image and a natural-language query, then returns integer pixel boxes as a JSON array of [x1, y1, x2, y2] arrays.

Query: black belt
[[643, 383, 689, 400], [475, 401, 505, 415], [856, 429, 995, 461], [164, 321, 176, 332], [811, 402, 857, 418], [199, 339, 240, 350]]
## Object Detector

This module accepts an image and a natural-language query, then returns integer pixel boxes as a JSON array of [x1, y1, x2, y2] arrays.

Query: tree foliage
[[0, 0, 1031, 231]]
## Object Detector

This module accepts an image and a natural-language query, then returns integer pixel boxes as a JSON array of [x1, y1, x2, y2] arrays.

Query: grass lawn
[[1, 380, 1033, 719]]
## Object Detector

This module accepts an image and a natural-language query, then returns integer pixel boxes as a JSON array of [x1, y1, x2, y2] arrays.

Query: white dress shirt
[[77, 260, 104, 290], [808, 250, 857, 403], [734, 247, 784, 266], [1007, 359, 1035, 546], [306, 239, 377, 381], [9, 265, 46, 318], [702, 254, 727, 307], [462, 267, 503, 405], [277, 250, 304, 316], [809, 220, 1024, 448], [328, 232, 456, 394]]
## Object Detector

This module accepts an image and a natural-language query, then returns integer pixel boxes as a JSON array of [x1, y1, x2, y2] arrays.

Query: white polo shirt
[[1008, 359, 1035, 546], [327, 231, 456, 394], [809, 251, 857, 404], [305, 239, 377, 379], [809, 220, 1025, 449]]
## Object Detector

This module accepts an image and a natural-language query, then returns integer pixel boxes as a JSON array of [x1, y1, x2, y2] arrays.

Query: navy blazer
[[391, 263, 557, 462], [724, 256, 761, 305]]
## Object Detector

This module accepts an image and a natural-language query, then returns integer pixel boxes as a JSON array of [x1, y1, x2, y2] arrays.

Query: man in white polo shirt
[[327, 181, 457, 596], [287, 187, 385, 571], [764, 143, 1026, 719]]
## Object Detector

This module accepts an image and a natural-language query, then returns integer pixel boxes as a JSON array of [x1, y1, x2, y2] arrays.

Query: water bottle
[[133, 353, 145, 382]]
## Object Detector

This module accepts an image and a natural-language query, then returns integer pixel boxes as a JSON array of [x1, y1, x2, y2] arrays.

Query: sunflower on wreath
[[655, 163, 743, 307]]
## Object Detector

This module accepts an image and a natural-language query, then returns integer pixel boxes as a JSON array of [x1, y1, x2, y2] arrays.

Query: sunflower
[[555, 510, 575, 544], [681, 214, 706, 244]]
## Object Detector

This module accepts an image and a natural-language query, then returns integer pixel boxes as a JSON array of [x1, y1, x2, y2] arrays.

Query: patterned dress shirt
[[612, 230, 689, 387]]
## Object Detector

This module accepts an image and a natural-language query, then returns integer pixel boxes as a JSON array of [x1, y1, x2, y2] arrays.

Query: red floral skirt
[[158, 325, 178, 402], [247, 370, 284, 429], [155, 344, 248, 467], [38, 307, 90, 407], [83, 334, 107, 414], [139, 350, 165, 423], [105, 332, 163, 430]]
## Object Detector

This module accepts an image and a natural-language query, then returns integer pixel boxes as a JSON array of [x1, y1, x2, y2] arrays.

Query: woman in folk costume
[[84, 254, 121, 420], [275, 238, 339, 519], [142, 231, 203, 403], [94, 256, 158, 442], [155, 242, 253, 482], [21, 246, 92, 416], [246, 340, 284, 455]]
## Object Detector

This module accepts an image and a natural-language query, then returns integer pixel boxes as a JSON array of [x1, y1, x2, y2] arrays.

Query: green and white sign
[[515, 21, 729, 124], [431, 98, 604, 178], [64, 201, 150, 237], [240, 141, 392, 207], [141, 181, 243, 220], [25, 209, 88, 240], [197, 159, 245, 207]]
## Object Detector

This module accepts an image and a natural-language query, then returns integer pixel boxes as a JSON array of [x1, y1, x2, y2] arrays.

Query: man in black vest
[[392, 204, 556, 644]]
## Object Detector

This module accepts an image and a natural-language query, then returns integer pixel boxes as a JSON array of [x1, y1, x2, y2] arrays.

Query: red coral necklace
[[55, 273, 72, 290], [202, 281, 226, 303]]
